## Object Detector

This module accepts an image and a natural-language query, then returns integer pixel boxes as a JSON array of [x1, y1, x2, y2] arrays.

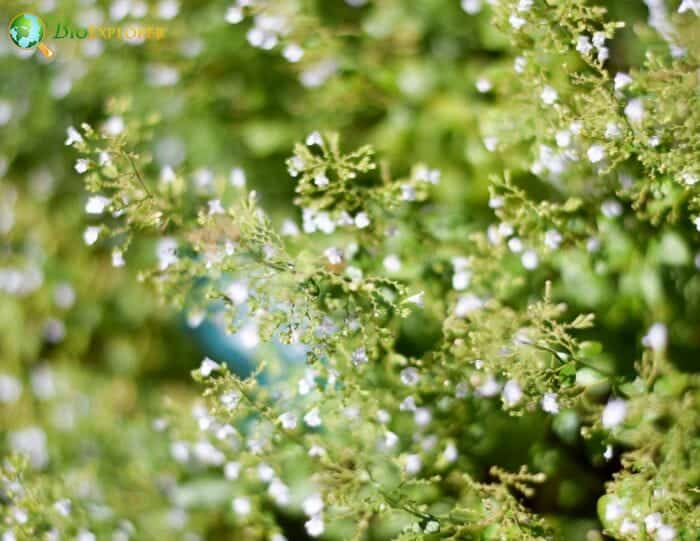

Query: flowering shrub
[[1, 1, 699, 540]]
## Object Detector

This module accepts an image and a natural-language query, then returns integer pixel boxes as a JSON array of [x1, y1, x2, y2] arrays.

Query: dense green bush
[[1, 1, 699, 540]]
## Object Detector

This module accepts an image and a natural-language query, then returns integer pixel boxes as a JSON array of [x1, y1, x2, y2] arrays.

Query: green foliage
[[1, 1, 699, 540]]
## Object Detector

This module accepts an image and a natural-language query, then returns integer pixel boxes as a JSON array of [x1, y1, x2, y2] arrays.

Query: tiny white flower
[[592, 31, 606, 48], [354, 212, 370, 229], [461, 0, 482, 14], [657, 524, 676, 541], [681, 171, 699, 186], [679, 0, 700, 14], [199, 357, 220, 377], [54, 499, 71, 517], [230, 167, 246, 187], [483, 136, 499, 152], [603, 444, 614, 461], [624, 98, 645, 124], [401, 184, 417, 201], [0, 375, 22, 404], [65, 126, 83, 146], [521, 250, 539, 270], [102, 115, 124, 136], [555, 130, 571, 148], [508, 237, 523, 253], [405, 291, 424, 307], [605, 499, 625, 521], [601, 398, 627, 429], [225, 5, 244, 24], [541, 392, 559, 414], [509, 14, 526, 29], [85, 195, 110, 214], [614, 72, 633, 91], [502, 380, 523, 406], [304, 407, 322, 427], [540, 86, 558, 105], [306, 131, 323, 147], [404, 453, 422, 475], [283, 43, 304, 63], [605, 122, 622, 140], [383, 254, 401, 273], [224, 461, 241, 480], [309, 444, 326, 457], [324, 247, 343, 265], [232, 497, 251, 517], [313, 173, 329, 187], [601, 199, 623, 218], [278, 411, 297, 430], [587, 144, 606, 163], [443, 441, 458, 463], [281, 219, 300, 237], [208, 199, 224, 215], [544, 229, 563, 250], [645, 513, 663, 533], [225, 281, 248, 305], [74, 159, 90, 174], [302, 493, 324, 516], [576, 36, 593, 55], [112, 250, 125, 268], [400, 367, 420, 386], [475, 77, 492, 93], [305, 515, 324, 537], [455, 294, 483, 317], [352, 347, 368, 366], [384, 430, 399, 448], [477, 376, 500, 397], [268, 478, 290, 506], [642, 322, 668, 352], [452, 270, 471, 290]]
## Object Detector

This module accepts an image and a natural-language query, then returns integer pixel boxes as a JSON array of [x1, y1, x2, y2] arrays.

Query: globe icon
[[8, 13, 53, 58]]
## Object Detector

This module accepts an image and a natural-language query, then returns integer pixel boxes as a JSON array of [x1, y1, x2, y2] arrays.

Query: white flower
[[404, 453, 422, 475], [544, 229, 563, 250], [400, 367, 420, 386], [74, 159, 90, 174], [541, 392, 559, 414], [605, 122, 622, 140], [383, 254, 401, 273], [695, 216, 700, 232], [199, 357, 220, 376], [405, 291, 424, 307], [587, 144, 606, 163], [9, 427, 48, 468], [455, 294, 483, 317], [354, 212, 370, 229], [601, 398, 627, 429], [517, 0, 533, 10], [54, 499, 71, 517], [76, 530, 96, 541], [624, 98, 645, 124], [502, 380, 523, 406], [620, 519, 639, 535], [477, 376, 500, 397], [452, 270, 471, 290], [232, 497, 251, 516], [268, 478, 290, 506], [509, 14, 526, 29], [304, 407, 322, 427], [576, 36, 593, 55], [230, 167, 246, 187], [324, 247, 343, 265], [0, 375, 22, 404], [443, 442, 458, 463], [657, 525, 676, 541], [603, 444, 614, 461], [679, 0, 700, 14], [555, 130, 571, 148], [65, 126, 83, 146], [352, 347, 368, 366], [645, 513, 663, 533], [483, 136, 499, 152], [225, 5, 244, 24], [681, 171, 699, 186], [306, 131, 323, 147], [225, 281, 248, 305], [238, 322, 260, 349], [614, 72, 633, 91], [540, 85, 558, 105], [208, 199, 224, 215], [508, 237, 523, 253], [475, 77, 492, 93], [281, 219, 300, 237], [102, 116, 124, 136], [461, 0, 482, 14], [85, 195, 110, 214], [605, 499, 625, 521], [302, 493, 324, 516], [156, 238, 178, 270], [313, 173, 329, 187], [224, 461, 241, 480], [601, 199, 623, 218], [384, 430, 399, 448], [642, 322, 668, 352], [521, 250, 539, 270], [401, 184, 417, 201], [112, 250, 125, 268], [283, 43, 304, 62], [514, 56, 526, 73], [278, 412, 297, 430], [305, 515, 324, 537]]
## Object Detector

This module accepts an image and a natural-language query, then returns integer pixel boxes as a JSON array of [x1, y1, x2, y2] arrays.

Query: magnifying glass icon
[[8, 13, 54, 59]]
